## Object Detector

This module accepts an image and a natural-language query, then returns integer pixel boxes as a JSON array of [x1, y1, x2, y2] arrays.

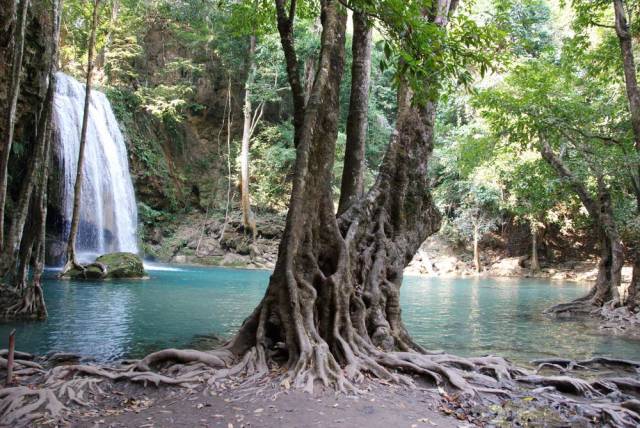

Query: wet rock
[[64, 252, 146, 279]]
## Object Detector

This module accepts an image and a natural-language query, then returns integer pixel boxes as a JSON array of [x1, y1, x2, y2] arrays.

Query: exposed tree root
[[3, 284, 46, 320], [3, 344, 640, 427], [0, 386, 66, 427], [517, 374, 603, 397], [532, 357, 640, 373], [0, 350, 34, 360], [134, 348, 232, 372], [0, 356, 43, 370]]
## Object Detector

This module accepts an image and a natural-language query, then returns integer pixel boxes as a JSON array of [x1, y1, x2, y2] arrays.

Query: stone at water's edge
[[64, 252, 146, 279]]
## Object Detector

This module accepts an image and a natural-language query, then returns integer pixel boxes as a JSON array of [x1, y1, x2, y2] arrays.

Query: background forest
[[51, 0, 639, 278]]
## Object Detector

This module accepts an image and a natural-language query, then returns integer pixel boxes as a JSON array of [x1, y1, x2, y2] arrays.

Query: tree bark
[[337, 10, 372, 215], [303, 51, 316, 105], [0, 0, 29, 254], [2, 0, 59, 320], [63, 0, 100, 273], [0, 74, 53, 278], [275, 0, 306, 147], [240, 35, 257, 240], [629, 251, 640, 309], [612, 0, 640, 309]]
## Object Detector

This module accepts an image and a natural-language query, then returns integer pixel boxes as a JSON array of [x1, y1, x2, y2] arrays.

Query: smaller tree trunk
[[219, 76, 233, 245], [275, 0, 306, 147], [97, 0, 119, 71], [240, 35, 257, 241], [337, 11, 372, 215], [629, 251, 640, 309], [62, 0, 100, 273], [0, 0, 29, 253], [473, 224, 481, 274], [530, 221, 540, 272]]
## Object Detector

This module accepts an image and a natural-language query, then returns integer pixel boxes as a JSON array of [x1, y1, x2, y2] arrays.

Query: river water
[[1, 266, 637, 365]]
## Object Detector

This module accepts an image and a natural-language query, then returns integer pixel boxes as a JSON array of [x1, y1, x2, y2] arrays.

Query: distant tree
[[478, 54, 634, 313], [453, 181, 501, 273]]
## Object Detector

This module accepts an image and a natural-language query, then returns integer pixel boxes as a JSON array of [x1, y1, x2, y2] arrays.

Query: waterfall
[[52, 72, 138, 263]]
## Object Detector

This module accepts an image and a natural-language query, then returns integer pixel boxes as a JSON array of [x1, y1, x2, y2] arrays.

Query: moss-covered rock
[[96, 252, 146, 278], [64, 252, 146, 279]]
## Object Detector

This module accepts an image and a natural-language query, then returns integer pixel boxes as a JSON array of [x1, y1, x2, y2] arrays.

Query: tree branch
[[275, 0, 305, 146]]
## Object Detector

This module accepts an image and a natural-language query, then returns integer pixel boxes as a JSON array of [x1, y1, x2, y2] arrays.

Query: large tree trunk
[[240, 34, 257, 241], [187, 0, 450, 389], [134, 0, 591, 399], [62, 0, 100, 274], [337, 10, 372, 215], [0, 0, 29, 253]]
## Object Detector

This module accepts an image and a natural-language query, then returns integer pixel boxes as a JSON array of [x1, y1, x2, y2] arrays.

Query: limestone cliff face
[[103, 20, 246, 217]]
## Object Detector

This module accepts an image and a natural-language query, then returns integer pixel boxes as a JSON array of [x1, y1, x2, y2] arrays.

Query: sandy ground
[[66, 380, 464, 428]]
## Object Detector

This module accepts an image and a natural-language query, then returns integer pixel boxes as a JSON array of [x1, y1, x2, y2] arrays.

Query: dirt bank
[[405, 235, 634, 284]]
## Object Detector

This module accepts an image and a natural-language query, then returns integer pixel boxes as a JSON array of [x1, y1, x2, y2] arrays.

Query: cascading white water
[[53, 72, 138, 263]]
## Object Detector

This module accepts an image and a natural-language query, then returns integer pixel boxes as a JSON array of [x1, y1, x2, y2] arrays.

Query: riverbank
[[146, 210, 632, 285], [2, 347, 639, 427], [142, 210, 283, 270]]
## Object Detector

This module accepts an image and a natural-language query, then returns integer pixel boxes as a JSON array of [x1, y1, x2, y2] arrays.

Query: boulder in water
[[63, 252, 146, 279]]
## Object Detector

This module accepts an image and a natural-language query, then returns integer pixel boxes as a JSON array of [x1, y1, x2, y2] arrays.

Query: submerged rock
[[64, 252, 146, 279]]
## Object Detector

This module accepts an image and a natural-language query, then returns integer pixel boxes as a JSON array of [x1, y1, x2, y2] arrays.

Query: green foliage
[[135, 84, 195, 122], [493, 0, 553, 57], [348, 0, 508, 102], [250, 123, 296, 210]]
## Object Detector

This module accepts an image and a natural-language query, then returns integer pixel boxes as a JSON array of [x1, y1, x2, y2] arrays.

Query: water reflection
[[0, 268, 638, 365]]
